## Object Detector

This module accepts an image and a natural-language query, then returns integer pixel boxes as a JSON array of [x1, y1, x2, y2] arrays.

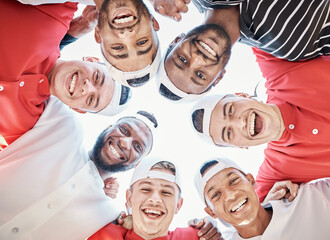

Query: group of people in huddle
[[0, 0, 329, 239]]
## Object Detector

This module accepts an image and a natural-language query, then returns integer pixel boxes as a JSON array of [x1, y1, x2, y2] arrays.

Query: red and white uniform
[[253, 47, 330, 201], [88, 223, 199, 240], [0, 0, 77, 150]]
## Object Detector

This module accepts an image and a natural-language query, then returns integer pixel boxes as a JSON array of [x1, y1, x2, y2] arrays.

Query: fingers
[[287, 183, 299, 201], [176, 0, 189, 13], [104, 177, 119, 199], [156, 5, 166, 15], [188, 218, 200, 228]]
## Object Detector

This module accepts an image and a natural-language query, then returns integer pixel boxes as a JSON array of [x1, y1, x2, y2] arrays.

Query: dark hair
[[200, 160, 219, 176], [159, 84, 182, 101], [136, 110, 158, 128], [127, 74, 150, 87], [119, 86, 132, 105], [191, 109, 204, 133]]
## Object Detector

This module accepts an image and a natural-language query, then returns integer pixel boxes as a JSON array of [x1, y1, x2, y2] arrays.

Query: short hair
[[136, 110, 158, 128], [191, 109, 204, 133], [200, 160, 218, 176], [151, 161, 176, 175], [159, 84, 182, 101], [120, 86, 132, 105]]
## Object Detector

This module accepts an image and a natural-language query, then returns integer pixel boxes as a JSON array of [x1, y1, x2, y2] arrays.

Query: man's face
[[48, 60, 114, 113], [126, 170, 183, 238], [210, 95, 283, 147], [204, 168, 259, 227], [92, 117, 153, 172], [95, 0, 159, 71], [165, 24, 230, 94]]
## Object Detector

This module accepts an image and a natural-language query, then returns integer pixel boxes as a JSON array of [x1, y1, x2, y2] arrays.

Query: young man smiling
[[156, 0, 329, 101], [0, 97, 157, 240], [0, 0, 130, 150], [191, 49, 330, 201], [89, 156, 223, 240], [195, 157, 330, 239]]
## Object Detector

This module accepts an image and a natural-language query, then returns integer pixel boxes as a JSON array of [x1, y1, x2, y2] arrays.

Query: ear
[[71, 108, 87, 114], [204, 206, 217, 219], [174, 197, 184, 214], [94, 26, 101, 43], [234, 92, 251, 98], [245, 173, 256, 187], [126, 189, 133, 208], [151, 15, 160, 31], [213, 69, 226, 87]]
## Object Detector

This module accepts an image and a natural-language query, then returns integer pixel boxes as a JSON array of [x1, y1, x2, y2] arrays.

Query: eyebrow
[[139, 180, 175, 190], [107, 43, 153, 60], [109, 52, 129, 59], [124, 122, 147, 149], [94, 71, 106, 109], [172, 57, 184, 70], [206, 172, 235, 195], [221, 102, 229, 142], [190, 76, 203, 86], [137, 43, 153, 56]]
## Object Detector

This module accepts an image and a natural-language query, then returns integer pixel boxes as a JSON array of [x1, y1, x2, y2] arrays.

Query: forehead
[[205, 168, 241, 190], [134, 177, 179, 192]]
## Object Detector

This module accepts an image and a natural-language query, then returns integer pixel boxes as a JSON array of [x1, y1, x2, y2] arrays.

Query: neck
[[203, 6, 240, 45], [235, 205, 272, 238], [93, 0, 104, 10]]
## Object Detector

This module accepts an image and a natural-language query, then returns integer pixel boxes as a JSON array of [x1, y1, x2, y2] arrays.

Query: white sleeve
[[16, 0, 95, 5]]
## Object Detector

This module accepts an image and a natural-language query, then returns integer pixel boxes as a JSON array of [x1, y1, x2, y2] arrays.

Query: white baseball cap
[[190, 94, 225, 144], [155, 55, 210, 103], [95, 81, 131, 116], [130, 156, 182, 191], [102, 46, 161, 88]]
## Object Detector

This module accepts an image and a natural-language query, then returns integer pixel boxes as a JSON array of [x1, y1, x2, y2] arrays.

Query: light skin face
[[165, 28, 228, 94], [100, 118, 153, 167], [126, 169, 183, 239], [204, 168, 271, 238], [210, 94, 285, 147], [95, 0, 160, 71], [48, 60, 114, 113]]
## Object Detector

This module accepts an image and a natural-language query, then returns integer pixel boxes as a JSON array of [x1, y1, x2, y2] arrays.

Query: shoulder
[[169, 227, 199, 239]]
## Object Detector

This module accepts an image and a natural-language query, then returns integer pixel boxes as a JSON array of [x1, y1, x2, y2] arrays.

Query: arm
[[148, 0, 190, 21], [262, 180, 299, 203]]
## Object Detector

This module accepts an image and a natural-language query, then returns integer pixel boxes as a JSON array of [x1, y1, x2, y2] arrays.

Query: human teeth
[[249, 113, 256, 136], [69, 73, 77, 94], [144, 209, 162, 215], [114, 16, 134, 24], [199, 40, 216, 56], [231, 199, 247, 212], [109, 144, 121, 158]]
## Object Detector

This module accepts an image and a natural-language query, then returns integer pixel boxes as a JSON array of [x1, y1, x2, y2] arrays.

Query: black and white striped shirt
[[192, 0, 330, 61]]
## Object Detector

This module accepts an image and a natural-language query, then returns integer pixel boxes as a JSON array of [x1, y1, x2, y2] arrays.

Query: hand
[[150, 0, 190, 21], [189, 216, 224, 240], [263, 180, 299, 203], [67, 5, 98, 38], [103, 177, 119, 199], [116, 211, 133, 230]]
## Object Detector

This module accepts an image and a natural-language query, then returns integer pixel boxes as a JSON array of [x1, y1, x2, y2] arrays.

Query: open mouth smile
[[198, 40, 216, 57], [142, 208, 165, 219], [68, 72, 78, 95], [230, 198, 248, 213], [249, 112, 263, 137], [108, 142, 126, 161]]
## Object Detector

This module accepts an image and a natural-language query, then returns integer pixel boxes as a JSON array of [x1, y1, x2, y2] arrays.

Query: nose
[[227, 116, 245, 131], [148, 191, 162, 204], [119, 137, 132, 150], [223, 189, 237, 202], [190, 52, 205, 67], [81, 79, 96, 96], [118, 28, 135, 38]]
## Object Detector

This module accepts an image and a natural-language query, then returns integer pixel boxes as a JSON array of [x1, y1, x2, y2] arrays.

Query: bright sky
[[60, 1, 268, 231]]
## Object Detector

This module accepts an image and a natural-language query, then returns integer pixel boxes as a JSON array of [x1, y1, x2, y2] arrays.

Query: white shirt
[[17, 0, 95, 5], [226, 178, 330, 240], [0, 97, 120, 240]]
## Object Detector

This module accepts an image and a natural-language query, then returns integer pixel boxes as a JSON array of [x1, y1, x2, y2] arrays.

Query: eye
[[95, 71, 99, 84], [230, 177, 239, 185], [227, 127, 232, 140], [112, 45, 123, 50], [88, 95, 94, 106], [141, 188, 151, 193], [196, 71, 205, 80], [178, 55, 187, 64], [162, 191, 172, 196], [229, 105, 233, 117], [134, 143, 143, 153], [211, 191, 221, 200], [137, 39, 148, 46], [119, 125, 129, 135]]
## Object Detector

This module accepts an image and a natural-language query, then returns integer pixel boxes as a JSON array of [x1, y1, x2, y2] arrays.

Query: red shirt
[[88, 223, 199, 240], [0, 0, 77, 150], [253, 48, 330, 201]]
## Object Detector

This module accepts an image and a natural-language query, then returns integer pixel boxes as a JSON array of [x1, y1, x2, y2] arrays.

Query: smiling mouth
[[109, 142, 125, 161], [249, 112, 263, 137], [113, 14, 136, 24], [230, 198, 248, 213], [142, 208, 164, 219], [69, 72, 78, 95], [198, 40, 217, 57]]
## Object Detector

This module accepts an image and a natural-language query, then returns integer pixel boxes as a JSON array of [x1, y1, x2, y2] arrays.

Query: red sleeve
[[88, 223, 127, 240], [169, 227, 199, 240]]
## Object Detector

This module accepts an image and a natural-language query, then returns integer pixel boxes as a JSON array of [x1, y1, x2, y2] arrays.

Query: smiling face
[[126, 170, 183, 239], [95, 0, 159, 72], [204, 168, 260, 227], [48, 60, 114, 113], [209, 95, 284, 147], [164, 24, 231, 94], [91, 117, 153, 173]]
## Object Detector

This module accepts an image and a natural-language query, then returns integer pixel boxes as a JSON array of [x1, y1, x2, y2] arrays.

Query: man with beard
[[0, 97, 157, 240], [190, 48, 330, 201], [156, 0, 329, 102], [0, 0, 131, 150], [89, 156, 223, 240], [195, 157, 330, 239], [18, 0, 162, 88]]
